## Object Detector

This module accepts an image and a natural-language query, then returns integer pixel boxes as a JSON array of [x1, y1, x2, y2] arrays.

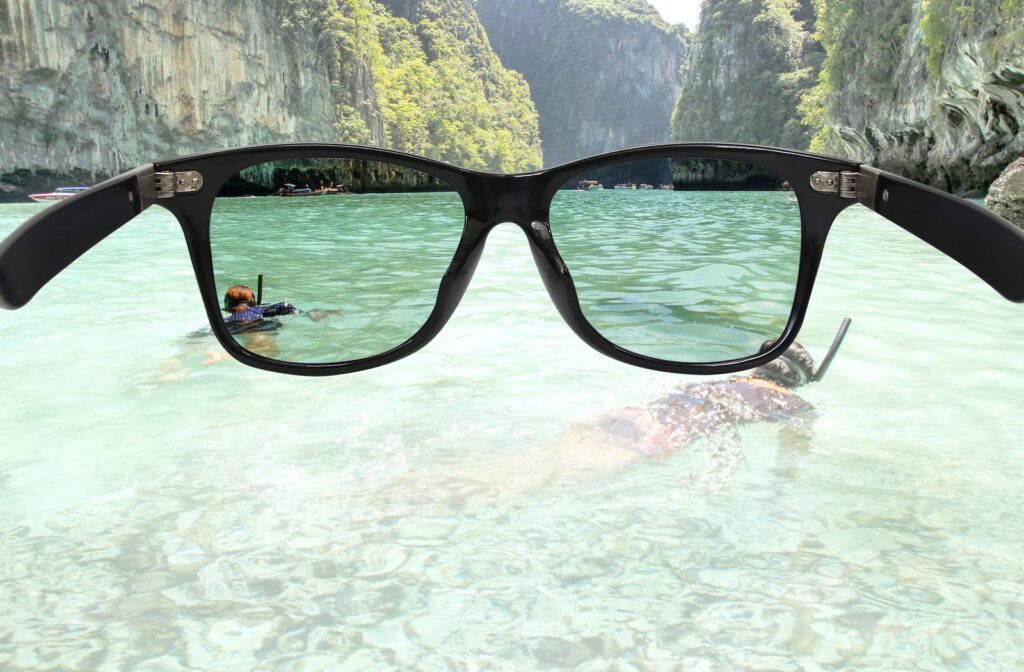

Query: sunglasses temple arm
[[858, 166, 1024, 303], [0, 164, 156, 310]]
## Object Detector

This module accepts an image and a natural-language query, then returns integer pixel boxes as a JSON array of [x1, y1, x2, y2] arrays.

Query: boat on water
[[274, 183, 350, 197], [28, 186, 89, 203], [321, 185, 352, 195], [658, 184, 674, 190], [613, 183, 637, 190], [639, 184, 654, 190], [275, 184, 321, 197], [576, 179, 605, 191]]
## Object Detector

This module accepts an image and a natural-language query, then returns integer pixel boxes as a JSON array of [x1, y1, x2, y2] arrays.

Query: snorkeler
[[587, 341, 818, 460], [164, 285, 299, 372], [222, 285, 300, 334], [550, 322, 851, 473], [161, 284, 342, 377], [395, 321, 852, 501]]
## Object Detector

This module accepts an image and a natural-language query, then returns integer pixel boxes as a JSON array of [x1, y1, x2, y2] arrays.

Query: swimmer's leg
[[202, 351, 233, 366]]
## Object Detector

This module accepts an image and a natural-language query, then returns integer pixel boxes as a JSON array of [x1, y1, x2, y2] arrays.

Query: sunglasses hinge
[[155, 170, 204, 198], [809, 170, 858, 198], [810, 167, 878, 207], [139, 167, 204, 206]]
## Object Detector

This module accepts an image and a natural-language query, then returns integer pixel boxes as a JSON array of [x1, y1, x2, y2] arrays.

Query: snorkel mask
[[754, 318, 853, 389]]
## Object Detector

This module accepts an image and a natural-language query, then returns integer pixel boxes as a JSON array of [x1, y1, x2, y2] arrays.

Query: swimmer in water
[[592, 342, 816, 460], [162, 285, 301, 372], [394, 322, 851, 504], [192, 284, 299, 363], [176, 285, 343, 370], [222, 285, 340, 330], [222, 285, 300, 332]]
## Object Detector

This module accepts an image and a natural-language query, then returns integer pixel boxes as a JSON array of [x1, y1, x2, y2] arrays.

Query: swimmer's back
[[600, 378, 814, 458]]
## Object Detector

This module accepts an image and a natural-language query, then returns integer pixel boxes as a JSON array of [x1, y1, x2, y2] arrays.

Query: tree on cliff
[[671, 0, 820, 148]]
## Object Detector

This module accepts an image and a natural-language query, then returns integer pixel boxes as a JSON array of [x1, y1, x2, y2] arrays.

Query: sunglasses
[[1, 143, 1021, 377]]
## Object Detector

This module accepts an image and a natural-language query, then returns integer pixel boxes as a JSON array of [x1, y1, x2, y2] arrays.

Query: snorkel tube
[[257, 274, 264, 306], [811, 318, 852, 382], [754, 318, 853, 388]]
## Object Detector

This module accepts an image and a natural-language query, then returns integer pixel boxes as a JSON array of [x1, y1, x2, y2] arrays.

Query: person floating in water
[[582, 341, 816, 462], [162, 284, 343, 378], [222, 285, 300, 334], [393, 323, 850, 504]]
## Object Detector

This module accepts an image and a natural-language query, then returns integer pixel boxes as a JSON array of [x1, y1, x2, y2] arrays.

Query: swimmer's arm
[[261, 302, 300, 317], [857, 166, 1024, 303], [0, 165, 157, 309], [775, 412, 816, 452], [766, 397, 816, 451]]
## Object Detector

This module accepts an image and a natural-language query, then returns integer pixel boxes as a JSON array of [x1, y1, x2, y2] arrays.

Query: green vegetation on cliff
[[562, 0, 668, 24], [670, 0, 1019, 191], [799, 0, 913, 152], [920, 0, 1023, 76], [279, 0, 542, 172], [801, 0, 1023, 190], [671, 0, 820, 148], [476, 0, 687, 167]]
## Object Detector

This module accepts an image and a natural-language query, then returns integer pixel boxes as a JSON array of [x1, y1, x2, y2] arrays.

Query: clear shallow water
[[211, 192, 465, 364], [551, 189, 802, 363], [210, 188, 800, 366], [0, 199, 1022, 670]]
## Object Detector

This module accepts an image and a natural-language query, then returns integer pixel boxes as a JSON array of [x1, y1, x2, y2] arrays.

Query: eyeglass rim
[[162, 143, 852, 376], [3, 141, 1021, 377]]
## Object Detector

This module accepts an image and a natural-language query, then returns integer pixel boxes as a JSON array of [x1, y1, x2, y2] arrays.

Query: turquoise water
[[211, 192, 465, 364], [208, 189, 801, 365], [551, 189, 801, 363], [0, 198, 1023, 669]]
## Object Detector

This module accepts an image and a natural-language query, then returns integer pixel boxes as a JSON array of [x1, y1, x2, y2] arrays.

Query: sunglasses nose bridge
[[462, 174, 543, 225], [459, 172, 581, 321], [522, 219, 586, 332]]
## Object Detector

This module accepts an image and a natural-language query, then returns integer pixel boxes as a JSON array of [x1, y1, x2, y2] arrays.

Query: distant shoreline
[[0, 168, 998, 204]]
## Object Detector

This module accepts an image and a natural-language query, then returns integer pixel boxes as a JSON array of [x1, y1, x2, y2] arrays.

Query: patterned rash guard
[[225, 302, 300, 324], [601, 379, 814, 458]]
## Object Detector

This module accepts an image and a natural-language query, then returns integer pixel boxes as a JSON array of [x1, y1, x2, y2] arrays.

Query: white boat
[[613, 183, 637, 190], [639, 184, 654, 190], [28, 186, 88, 203]]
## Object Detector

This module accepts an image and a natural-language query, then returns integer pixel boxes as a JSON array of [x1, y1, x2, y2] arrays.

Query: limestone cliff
[[0, 1, 335, 188], [475, 0, 688, 167], [671, 0, 821, 148], [807, 0, 1024, 194], [0, 0, 541, 194]]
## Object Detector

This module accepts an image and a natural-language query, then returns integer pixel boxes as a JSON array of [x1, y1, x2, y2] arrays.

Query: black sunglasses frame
[[2, 142, 1022, 377]]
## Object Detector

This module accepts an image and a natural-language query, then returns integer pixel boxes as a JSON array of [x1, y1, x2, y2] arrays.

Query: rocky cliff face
[[0, 0, 541, 193], [475, 0, 688, 167], [809, 0, 1023, 194], [671, 0, 821, 148], [0, 0, 337, 187]]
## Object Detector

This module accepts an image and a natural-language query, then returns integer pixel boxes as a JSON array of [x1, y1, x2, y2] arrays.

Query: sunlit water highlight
[[0, 198, 1022, 670]]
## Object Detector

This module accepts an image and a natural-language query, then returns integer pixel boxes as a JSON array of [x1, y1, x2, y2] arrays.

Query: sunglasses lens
[[550, 157, 802, 364], [209, 158, 463, 364]]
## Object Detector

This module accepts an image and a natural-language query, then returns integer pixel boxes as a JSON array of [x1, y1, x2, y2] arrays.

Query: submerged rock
[[986, 158, 1024, 229]]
